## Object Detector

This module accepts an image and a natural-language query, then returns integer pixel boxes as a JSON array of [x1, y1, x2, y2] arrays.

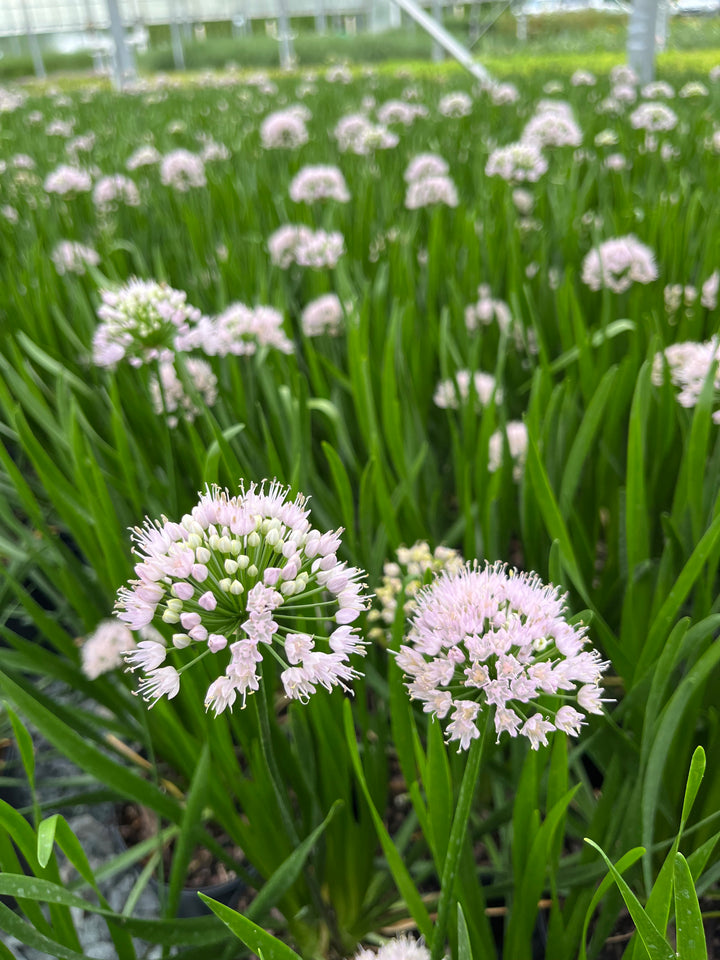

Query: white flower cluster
[[333, 114, 399, 155], [433, 370, 501, 409], [652, 339, 720, 421], [51, 240, 100, 276], [301, 293, 345, 337], [268, 225, 345, 269], [581, 235, 658, 293], [149, 358, 218, 428], [160, 150, 206, 191], [260, 107, 310, 149], [187, 303, 294, 356], [289, 165, 350, 204], [44, 165, 93, 195]]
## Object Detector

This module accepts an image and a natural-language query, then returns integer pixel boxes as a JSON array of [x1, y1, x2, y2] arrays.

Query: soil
[[117, 801, 247, 889]]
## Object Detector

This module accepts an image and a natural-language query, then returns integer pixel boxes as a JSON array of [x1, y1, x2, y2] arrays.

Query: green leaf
[[457, 903, 472, 960], [246, 800, 343, 922], [579, 846, 646, 960], [166, 742, 211, 918], [682, 747, 706, 826], [585, 840, 675, 960], [626, 362, 651, 574], [37, 814, 59, 869], [343, 700, 433, 943], [198, 894, 302, 960], [674, 852, 707, 960], [5, 702, 35, 793]]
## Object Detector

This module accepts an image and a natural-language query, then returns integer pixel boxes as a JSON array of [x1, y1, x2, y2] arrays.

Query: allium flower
[[46, 119, 75, 137], [488, 421, 528, 481], [1, 205, 18, 224], [438, 91, 473, 117], [268, 225, 344, 269], [44, 164, 92, 195], [333, 114, 398, 154], [289, 165, 350, 204], [93, 174, 141, 211], [117, 482, 369, 711], [679, 81, 708, 98], [641, 81, 675, 99], [612, 83, 637, 104], [81, 619, 137, 679], [325, 64, 353, 84], [701, 270, 719, 310], [490, 83, 520, 105], [52, 240, 100, 276], [405, 175, 458, 210], [522, 111, 582, 148], [67, 133, 95, 155], [485, 142, 548, 183], [92, 279, 203, 368], [581, 235, 658, 293], [395, 561, 608, 751], [512, 188, 534, 215], [160, 150, 206, 191], [368, 542, 465, 642], [81, 620, 164, 679], [13, 153, 36, 170], [571, 70, 597, 86], [652, 339, 720, 420], [465, 284, 513, 334], [404, 153, 449, 183], [301, 293, 345, 337], [595, 129, 619, 147], [610, 64, 639, 86], [126, 144, 161, 170], [200, 139, 230, 162], [377, 99, 428, 126], [188, 303, 294, 356], [260, 108, 309, 149], [629, 102, 678, 132], [433, 370, 501, 409], [0, 87, 25, 113], [605, 153, 628, 171], [150, 358, 218, 427], [353, 934, 430, 960]]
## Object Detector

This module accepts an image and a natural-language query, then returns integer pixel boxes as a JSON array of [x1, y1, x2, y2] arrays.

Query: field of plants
[[0, 56, 720, 960]]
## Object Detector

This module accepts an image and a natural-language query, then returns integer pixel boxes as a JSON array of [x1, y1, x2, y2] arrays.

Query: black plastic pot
[[158, 873, 245, 918]]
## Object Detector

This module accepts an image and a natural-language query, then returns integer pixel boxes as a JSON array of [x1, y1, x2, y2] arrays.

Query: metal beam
[[389, 0, 494, 84], [627, 0, 660, 83], [106, 0, 136, 88]]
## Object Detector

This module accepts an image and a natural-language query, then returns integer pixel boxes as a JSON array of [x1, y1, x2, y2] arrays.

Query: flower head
[[395, 562, 608, 751], [126, 144, 161, 170], [150, 358, 218, 427], [52, 240, 100, 276], [301, 293, 345, 337], [488, 421, 528, 481], [260, 108, 310, 149], [289, 165, 350, 204], [160, 149, 206, 191], [485, 142, 548, 183], [268, 225, 344, 270], [581, 235, 658, 293], [93, 173, 141, 211], [92, 278, 203, 368], [353, 935, 430, 960], [116, 482, 369, 711], [434, 370, 501, 409], [438, 91, 473, 117], [44, 164, 92, 195]]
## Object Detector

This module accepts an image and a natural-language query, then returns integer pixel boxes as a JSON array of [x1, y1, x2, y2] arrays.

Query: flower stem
[[430, 710, 492, 960]]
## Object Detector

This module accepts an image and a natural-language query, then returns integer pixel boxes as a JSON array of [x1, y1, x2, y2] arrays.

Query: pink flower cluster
[[581, 235, 658, 293], [521, 103, 583, 148], [289, 165, 350, 204], [433, 370, 501, 409], [333, 114, 399, 155], [464, 284, 513, 334], [187, 303, 294, 356], [92, 279, 203, 368], [117, 482, 369, 712], [260, 107, 310, 149], [353, 935, 429, 960], [149, 358, 218, 427], [301, 293, 345, 337], [488, 421, 528, 481], [44, 164, 92, 195], [377, 99, 428, 126], [268, 225, 345, 269], [160, 150, 206, 191], [93, 174, 141, 211], [438, 91, 473, 117], [485, 142, 548, 183], [51, 240, 100, 276], [629, 102, 678, 132], [652, 338, 720, 421], [126, 144, 161, 170], [396, 562, 608, 751]]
